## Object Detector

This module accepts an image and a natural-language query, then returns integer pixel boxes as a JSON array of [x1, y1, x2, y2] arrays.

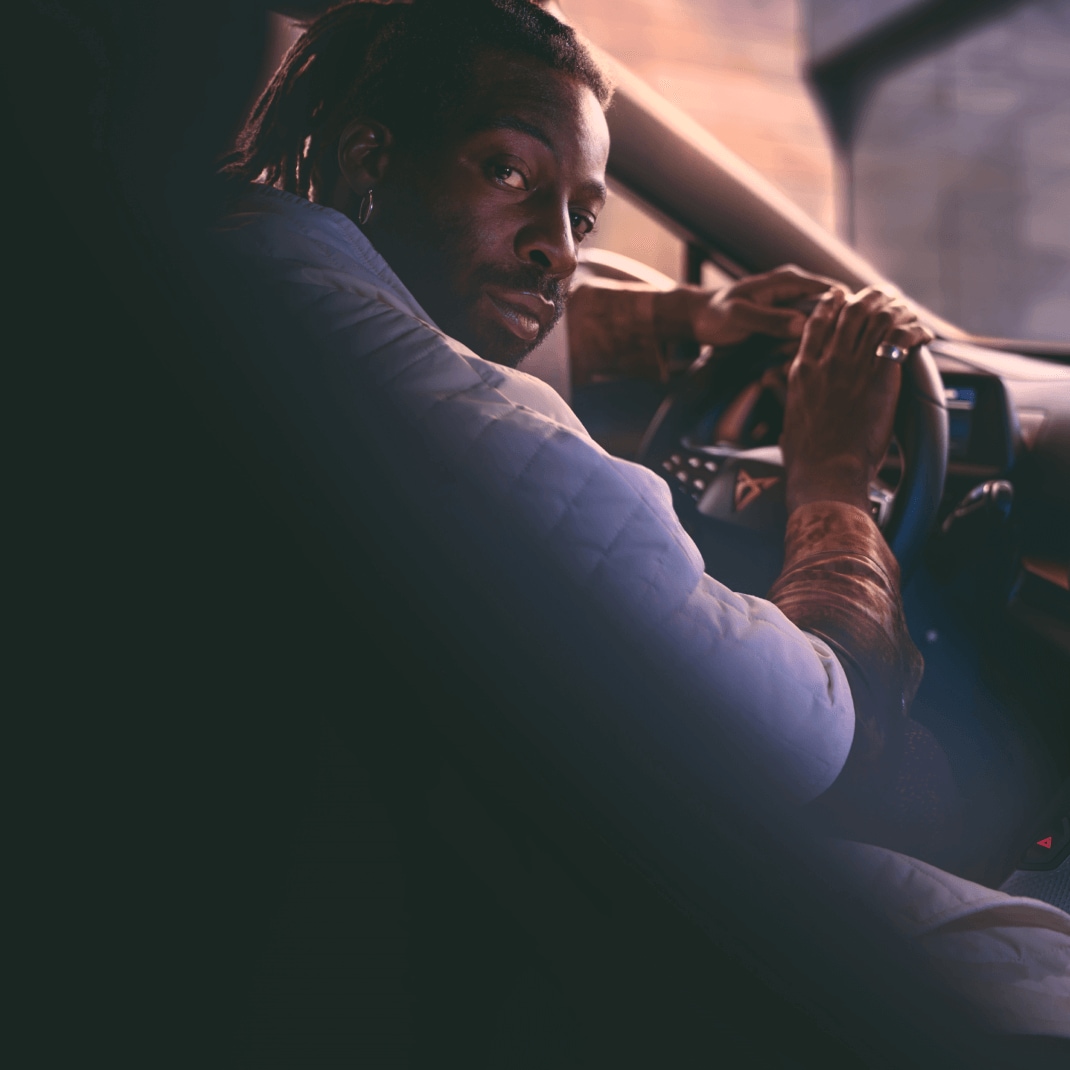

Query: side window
[[816, 0, 1070, 341], [586, 183, 687, 284], [586, 182, 735, 292]]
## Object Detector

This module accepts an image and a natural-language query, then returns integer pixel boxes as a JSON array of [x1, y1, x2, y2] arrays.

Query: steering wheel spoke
[[868, 483, 896, 529]]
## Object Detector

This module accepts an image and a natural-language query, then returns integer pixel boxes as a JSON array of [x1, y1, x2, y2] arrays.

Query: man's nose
[[515, 196, 578, 279]]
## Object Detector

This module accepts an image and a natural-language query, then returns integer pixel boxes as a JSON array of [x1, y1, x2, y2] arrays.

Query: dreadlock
[[221, 0, 612, 200]]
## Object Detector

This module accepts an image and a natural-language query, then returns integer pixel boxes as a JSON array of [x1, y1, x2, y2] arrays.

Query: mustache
[[475, 265, 567, 313]]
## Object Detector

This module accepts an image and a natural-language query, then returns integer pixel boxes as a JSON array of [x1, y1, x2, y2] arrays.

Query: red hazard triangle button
[[1036, 835, 1053, 849]]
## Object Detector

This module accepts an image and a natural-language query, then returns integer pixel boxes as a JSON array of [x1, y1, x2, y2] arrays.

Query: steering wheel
[[636, 335, 948, 595]]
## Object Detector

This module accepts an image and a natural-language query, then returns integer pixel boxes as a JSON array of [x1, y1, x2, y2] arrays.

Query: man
[[210, 0, 1069, 1056], [219, 0, 944, 839]]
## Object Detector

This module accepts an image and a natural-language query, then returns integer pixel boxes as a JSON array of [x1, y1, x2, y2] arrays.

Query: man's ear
[[336, 118, 394, 194]]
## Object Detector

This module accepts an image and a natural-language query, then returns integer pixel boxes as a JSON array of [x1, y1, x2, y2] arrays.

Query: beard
[[447, 262, 567, 368]]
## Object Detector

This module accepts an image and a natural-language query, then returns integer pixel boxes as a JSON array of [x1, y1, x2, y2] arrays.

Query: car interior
[[12, 1, 1068, 1066], [563, 54, 1070, 894]]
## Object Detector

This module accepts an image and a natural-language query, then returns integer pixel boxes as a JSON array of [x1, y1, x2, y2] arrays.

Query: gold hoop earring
[[358, 188, 374, 226]]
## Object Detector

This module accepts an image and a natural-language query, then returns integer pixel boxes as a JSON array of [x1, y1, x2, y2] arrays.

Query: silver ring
[[875, 342, 908, 363]]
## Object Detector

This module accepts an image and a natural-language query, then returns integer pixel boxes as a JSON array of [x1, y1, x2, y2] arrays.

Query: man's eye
[[571, 213, 596, 241], [490, 164, 528, 190]]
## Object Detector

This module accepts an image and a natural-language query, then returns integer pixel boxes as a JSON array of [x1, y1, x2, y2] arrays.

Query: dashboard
[[934, 340, 1067, 477], [572, 330, 1070, 677], [928, 340, 1070, 662], [942, 376, 1008, 465]]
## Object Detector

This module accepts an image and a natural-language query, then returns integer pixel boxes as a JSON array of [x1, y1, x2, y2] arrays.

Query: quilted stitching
[[211, 186, 858, 804]]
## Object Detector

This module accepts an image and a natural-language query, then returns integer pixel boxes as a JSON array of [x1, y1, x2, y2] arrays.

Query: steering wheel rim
[[636, 339, 948, 593]]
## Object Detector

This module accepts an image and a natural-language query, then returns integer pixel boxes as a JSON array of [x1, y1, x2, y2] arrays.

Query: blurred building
[[804, 0, 1070, 343]]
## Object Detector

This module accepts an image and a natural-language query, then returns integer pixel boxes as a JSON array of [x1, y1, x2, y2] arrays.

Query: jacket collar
[[243, 184, 436, 327]]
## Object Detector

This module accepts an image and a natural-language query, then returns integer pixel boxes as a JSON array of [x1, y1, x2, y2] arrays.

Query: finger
[[885, 322, 933, 352], [874, 303, 935, 355], [870, 350, 903, 432], [825, 286, 896, 362], [884, 304, 935, 345], [794, 289, 845, 367], [858, 305, 899, 366], [867, 301, 907, 413]]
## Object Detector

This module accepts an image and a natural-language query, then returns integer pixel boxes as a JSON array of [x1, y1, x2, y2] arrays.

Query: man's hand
[[568, 264, 844, 385], [781, 286, 934, 514], [679, 264, 843, 348]]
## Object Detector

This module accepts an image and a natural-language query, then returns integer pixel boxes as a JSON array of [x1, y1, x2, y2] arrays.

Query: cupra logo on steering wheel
[[734, 468, 780, 512]]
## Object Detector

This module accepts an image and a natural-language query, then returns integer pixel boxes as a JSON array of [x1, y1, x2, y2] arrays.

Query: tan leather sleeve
[[768, 502, 959, 858], [566, 281, 663, 386]]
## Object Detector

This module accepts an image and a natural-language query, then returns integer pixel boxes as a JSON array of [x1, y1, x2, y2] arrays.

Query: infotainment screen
[[944, 384, 977, 460], [938, 372, 1011, 471]]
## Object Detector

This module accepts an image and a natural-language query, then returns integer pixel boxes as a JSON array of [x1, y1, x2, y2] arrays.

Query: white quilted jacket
[[211, 186, 1069, 1037], [212, 184, 855, 804]]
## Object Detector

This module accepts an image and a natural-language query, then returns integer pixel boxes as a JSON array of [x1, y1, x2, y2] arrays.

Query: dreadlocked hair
[[220, 0, 613, 200]]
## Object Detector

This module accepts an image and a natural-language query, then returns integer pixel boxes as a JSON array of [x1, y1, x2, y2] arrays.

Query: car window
[[585, 181, 687, 284], [586, 181, 736, 290], [806, 0, 1070, 344]]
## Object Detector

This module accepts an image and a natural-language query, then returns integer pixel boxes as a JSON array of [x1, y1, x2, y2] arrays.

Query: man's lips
[[484, 287, 555, 343]]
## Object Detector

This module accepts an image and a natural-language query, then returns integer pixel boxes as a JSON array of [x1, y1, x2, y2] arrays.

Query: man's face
[[369, 54, 610, 367]]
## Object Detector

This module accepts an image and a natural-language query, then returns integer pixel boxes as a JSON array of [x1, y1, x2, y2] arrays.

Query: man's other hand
[[781, 287, 935, 514], [681, 264, 843, 348]]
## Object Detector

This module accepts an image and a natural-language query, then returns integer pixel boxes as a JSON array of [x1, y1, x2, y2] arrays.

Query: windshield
[[816, 0, 1070, 346], [559, 0, 1069, 349]]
